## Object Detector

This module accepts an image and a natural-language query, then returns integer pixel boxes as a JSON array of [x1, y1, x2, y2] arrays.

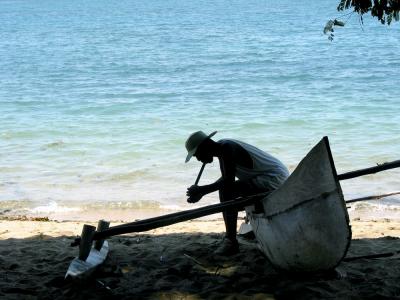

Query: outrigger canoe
[[247, 136, 351, 272], [66, 137, 400, 278]]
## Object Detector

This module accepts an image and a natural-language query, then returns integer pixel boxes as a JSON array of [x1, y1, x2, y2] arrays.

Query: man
[[185, 131, 289, 255]]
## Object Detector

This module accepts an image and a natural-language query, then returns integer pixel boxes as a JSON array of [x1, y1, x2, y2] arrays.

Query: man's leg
[[219, 188, 238, 242], [216, 187, 239, 255], [216, 180, 265, 255]]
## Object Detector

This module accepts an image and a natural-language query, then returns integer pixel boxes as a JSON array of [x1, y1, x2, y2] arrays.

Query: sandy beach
[[1, 216, 399, 300], [2, 1, 400, 299]]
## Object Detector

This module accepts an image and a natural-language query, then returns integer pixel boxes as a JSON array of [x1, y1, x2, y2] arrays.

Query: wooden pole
[[338, 160, 400, 181], [346, 191, 400, 204], [70, 159, 400, 246], [78, 224, 96, 261], [94, 194, 264, 240], [194, 163, 206, 186], [67, 193, 269, 246], [94, 220, 110, 250]]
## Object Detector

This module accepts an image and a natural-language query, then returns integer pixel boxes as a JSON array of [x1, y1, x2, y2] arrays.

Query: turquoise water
[[1, 0, 399, 220]]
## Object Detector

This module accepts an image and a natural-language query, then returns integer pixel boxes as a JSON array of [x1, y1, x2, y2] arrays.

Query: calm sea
[[1, 0, 399, 221]]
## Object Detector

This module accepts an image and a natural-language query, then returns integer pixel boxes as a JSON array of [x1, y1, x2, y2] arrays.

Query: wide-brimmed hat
[[185, 131, 217, 163]]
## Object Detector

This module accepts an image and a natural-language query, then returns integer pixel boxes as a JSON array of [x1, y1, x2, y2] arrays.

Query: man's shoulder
[[218, 139, 252, 157], [217, 138, 240, 145], [217, 139, 242, 149], [218, 139, 253, 167]]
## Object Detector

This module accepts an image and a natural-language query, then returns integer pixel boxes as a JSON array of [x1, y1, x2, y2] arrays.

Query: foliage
[[324, 1, 400, 40], [337, 0, 400, 24]]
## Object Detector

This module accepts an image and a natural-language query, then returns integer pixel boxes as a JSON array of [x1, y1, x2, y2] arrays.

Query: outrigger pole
[[66, 159, 400, 278], [72, 159, 400, 245], [71, 193, 268, 247], [346, 191, 400, 204], [338, 160, 400, 181], [66, 193, 267, 278]]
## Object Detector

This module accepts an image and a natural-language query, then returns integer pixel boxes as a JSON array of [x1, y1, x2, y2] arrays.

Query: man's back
[[218, 138, 289, 184]]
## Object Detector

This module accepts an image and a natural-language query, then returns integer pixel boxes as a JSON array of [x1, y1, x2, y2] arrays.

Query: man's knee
[[219, 188, 231, 203], [232, 179, 261, 198]]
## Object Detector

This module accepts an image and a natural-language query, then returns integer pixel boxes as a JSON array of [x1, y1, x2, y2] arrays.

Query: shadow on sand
[[0, 232, 399, 300]]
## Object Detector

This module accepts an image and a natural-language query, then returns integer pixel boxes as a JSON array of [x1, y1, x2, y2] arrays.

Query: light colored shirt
[[220, 139, 289, 190]]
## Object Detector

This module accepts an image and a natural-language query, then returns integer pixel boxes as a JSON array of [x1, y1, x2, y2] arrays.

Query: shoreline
[[2, 203, 400, 223]]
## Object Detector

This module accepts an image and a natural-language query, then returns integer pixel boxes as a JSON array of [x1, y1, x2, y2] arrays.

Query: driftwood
[[338, 160, 400, 181]]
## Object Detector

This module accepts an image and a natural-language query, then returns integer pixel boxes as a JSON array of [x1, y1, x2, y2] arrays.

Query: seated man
[[185, 131, 289, 255]]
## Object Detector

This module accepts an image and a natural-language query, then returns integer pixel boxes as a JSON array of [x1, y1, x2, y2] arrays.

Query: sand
[[0, 217, 400, 300]]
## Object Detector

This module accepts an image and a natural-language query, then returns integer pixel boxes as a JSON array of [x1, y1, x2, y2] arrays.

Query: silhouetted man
[[185, 131, 289, 255]]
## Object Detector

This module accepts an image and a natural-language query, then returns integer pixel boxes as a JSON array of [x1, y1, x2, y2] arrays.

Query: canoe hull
[[65, 241, 109, 279], [248, 137, 351, 273]]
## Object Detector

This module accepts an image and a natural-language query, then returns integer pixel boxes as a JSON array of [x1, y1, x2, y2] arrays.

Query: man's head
[[185, 131, 217, 163]]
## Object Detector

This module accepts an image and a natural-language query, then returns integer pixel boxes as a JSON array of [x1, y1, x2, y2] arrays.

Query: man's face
[[194, 143, 213, 164]]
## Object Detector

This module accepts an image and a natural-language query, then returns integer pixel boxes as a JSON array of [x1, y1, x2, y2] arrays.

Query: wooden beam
[[94, 220, 110, 251], [194, 163, 206, 186], [338, 160, 400, 181], [78, 224, 96, 261], [95, 195, 262, 240], [70, 193, 266, 247], [346, 191, 400, 204]]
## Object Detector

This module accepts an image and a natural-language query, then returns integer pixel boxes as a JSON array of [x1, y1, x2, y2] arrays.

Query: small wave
[[41, 140, 65, 150], [29, 201, 81, 214], [105, 170, 152, 182], [0, 200, 33, 211], [349, 200, 400, 221], [241, 122, 267, 130], [80, 200, 164, 210], [159, 204, 184, 211], [352, 201, 400, 212]]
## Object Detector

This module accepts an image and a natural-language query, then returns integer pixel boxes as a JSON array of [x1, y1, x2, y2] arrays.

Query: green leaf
[[394, 11, 400, 22]]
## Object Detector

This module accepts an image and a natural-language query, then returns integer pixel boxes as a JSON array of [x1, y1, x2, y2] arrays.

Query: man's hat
[[185, 131, 217, 163]]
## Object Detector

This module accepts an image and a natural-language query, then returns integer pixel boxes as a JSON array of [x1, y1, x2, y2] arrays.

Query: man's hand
[[186, 185, 204, 203]]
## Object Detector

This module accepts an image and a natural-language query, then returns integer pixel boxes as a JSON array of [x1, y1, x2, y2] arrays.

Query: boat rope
[[263, 189, 338, 219]]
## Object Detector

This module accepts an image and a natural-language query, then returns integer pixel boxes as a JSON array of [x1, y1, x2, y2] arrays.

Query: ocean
[[1, 0, 399, 221]]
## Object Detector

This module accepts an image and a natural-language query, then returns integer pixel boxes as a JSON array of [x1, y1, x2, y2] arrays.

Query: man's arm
[[199, 176, 223, 194], [187, 143, 236, 202], [186, 177, 222, 203], [218, 142, 236, 200]]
